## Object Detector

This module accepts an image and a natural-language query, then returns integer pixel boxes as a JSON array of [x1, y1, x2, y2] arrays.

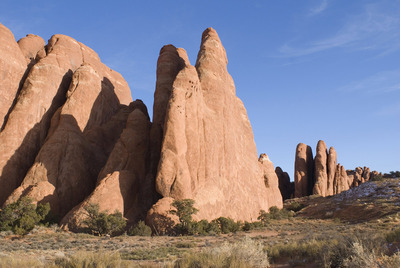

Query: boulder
[[313, 140, 328, 196], [294, 143, 314, 197], [146, 197, 180, 235]]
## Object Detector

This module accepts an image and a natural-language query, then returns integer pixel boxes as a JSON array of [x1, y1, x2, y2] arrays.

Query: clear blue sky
[[1, 0, 399, 177]]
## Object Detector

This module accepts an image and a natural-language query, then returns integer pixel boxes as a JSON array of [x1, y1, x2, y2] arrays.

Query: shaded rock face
[[313, 140, 328, 196], [0, 24, 132, 212], [275, 166, 293, 201], [60, 103, 151, 231], [294, 143, 314, 198], [153, 28, 282, 222]]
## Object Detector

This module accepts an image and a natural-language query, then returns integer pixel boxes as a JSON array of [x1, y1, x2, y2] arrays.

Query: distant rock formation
[[294, 140, 378, 198], [0, 24, 282, 232], [276, 166, 293, 201], [313, 140, 328, 196], [294, 143, 314, 198]]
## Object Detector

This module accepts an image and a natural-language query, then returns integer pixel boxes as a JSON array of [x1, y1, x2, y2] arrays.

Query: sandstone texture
[[327, 147, 337, 196], [60, 103, 151, 231], [294, 143, 314, 198], [313, 140, 328, 196], [0, 23, 26, 131], [153, 28, 282, 222], [17, 34, 46, 65]]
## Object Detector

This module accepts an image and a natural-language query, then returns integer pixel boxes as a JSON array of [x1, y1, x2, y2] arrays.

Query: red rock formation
[[294, 143, 314, 198], [327, 147, 337, 196], [17, 34, 46, 65], [313, 140, 328, 196], [276, 166, 293, 201], [60, 102, 151, 231], [0, 23, 26, 130], [6, 61, 132, 216], [333, 164, 349, 194], [150, 28, 282, 224]]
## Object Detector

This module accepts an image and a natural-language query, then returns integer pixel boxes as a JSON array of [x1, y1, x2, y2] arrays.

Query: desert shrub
[[258, 207, 294, 226], [127, 220, 152, 236], [371, 174, 384, 181], [0, 197, 51, 235], [242, 221, 264, 231], [212, 217, 240, 234], [386, 227, 400, 243], [286, 202, 306, 212], [175, 237, 269, 267], [54, 251, 127, 267], [268, 239, 330, 264], [170, 199, 199, 227], [170, 199, 199, 235], [83, 203, 126, 236], [341, 242, 380, 268]]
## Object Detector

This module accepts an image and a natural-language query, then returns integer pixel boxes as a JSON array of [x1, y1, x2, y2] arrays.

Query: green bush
[[170, 199, 199, 228], [128, 220, 152, 236], [371, 174, 385, 181], [83, 203, 126, 236], [286, 202, 306, 212], [258, 207, 294, 226], [213, 217, 240, 234], [0, 197, 51, 235], [386, 228, 400, 243], [242, 221, 264, 231]]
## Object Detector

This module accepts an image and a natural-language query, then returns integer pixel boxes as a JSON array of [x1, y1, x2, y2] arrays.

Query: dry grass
[[175, 237, 269, 268]]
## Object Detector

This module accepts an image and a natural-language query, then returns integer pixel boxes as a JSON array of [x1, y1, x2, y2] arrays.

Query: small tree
[[83, 203, 126, 236], [0, 197, 51, 235], [170, 199, 199, 228]]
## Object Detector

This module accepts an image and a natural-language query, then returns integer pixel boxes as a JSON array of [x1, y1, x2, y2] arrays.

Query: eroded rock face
[[0, 23, 26, 130], [17, 34, 46, 65], [313, 140, 328, 196], [275, 166, 293, 201], [333, 164, 349, 194], [153, 28, 282, 222], [294, 143, 314, 198], [61, 105, 151, 231], [6, 62, 132, 217]]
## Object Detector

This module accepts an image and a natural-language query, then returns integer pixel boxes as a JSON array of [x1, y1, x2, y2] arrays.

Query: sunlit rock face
[[1, 24, 283, 231], [149, 27, 282, 226]]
